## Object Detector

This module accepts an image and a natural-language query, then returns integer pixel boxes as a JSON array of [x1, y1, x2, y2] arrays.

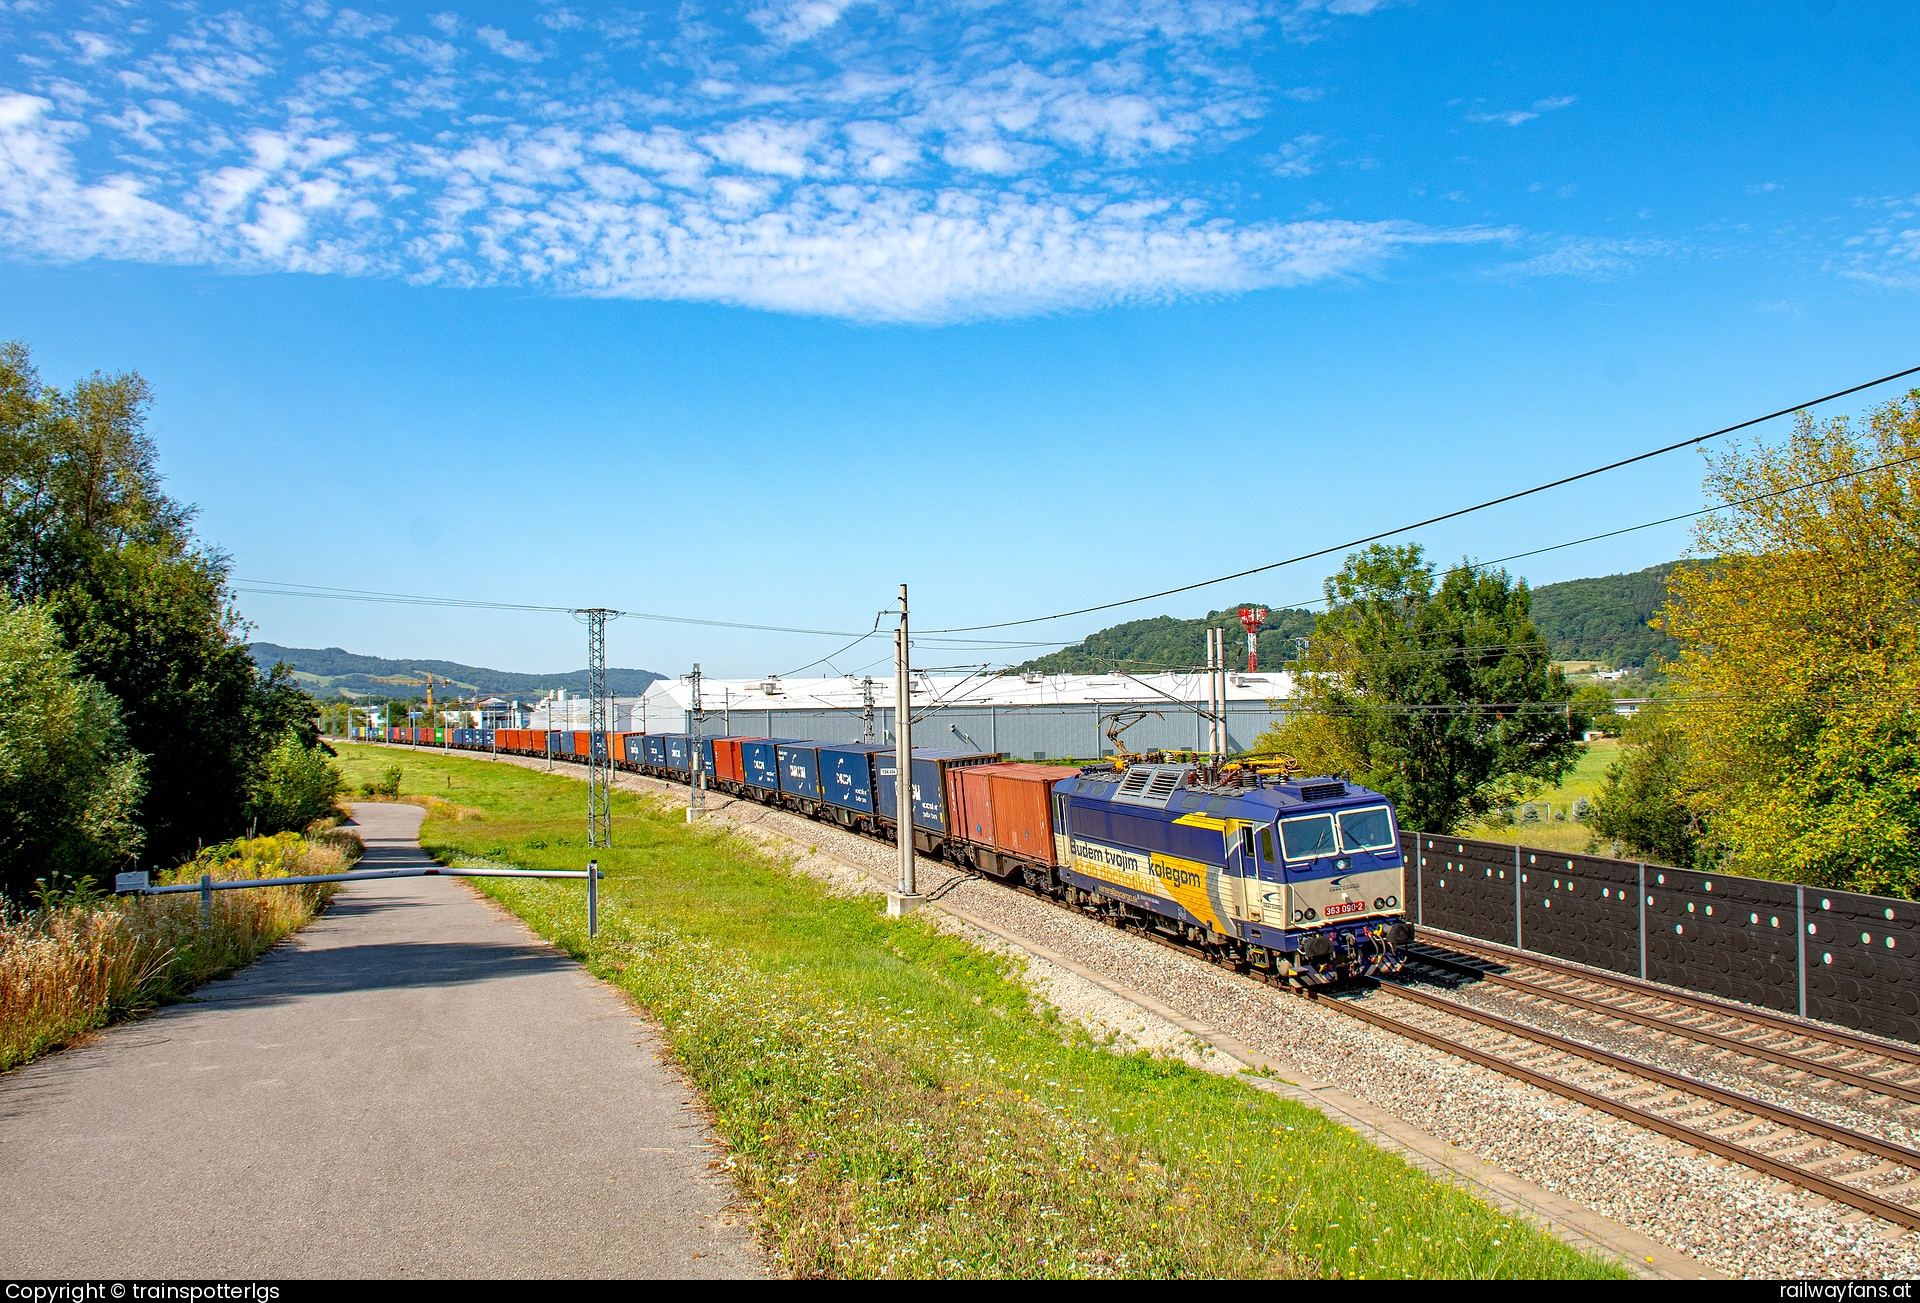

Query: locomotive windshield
[[1279, 813, 1337, 861], [1337, 805, 1396, 852]]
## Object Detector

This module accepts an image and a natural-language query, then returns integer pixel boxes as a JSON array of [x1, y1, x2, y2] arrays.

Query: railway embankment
[[360, 740, 1920, 1280], [336, 742, 1620, 1280]]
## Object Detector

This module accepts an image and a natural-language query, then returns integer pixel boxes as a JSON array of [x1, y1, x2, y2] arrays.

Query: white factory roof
[[635, 670, 1297, 714]]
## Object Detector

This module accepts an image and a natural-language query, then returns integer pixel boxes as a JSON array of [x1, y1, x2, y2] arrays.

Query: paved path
[[0, 803, 762, 1278]]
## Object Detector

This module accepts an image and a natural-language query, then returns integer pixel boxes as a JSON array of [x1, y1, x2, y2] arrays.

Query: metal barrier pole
[[1514, 843, 1523, 950], [199, 873, 212, 922], [1414, 835, 1423, 926], [588, 858, 599, 938], [1797, 885, 1808, 1017], [1638, 862, 1648, 979]]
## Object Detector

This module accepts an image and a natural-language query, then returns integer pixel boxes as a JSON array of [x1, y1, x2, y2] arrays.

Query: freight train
[[374, 725, 1412, 985]]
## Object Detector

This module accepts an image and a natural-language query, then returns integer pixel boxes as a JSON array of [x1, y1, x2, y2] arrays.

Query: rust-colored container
[[570, 731, 591, 756], [712, 737, 751, 784], [951, 765, 998, 847], [606, 731, 630, 763], [964, 763, 1073, 866]]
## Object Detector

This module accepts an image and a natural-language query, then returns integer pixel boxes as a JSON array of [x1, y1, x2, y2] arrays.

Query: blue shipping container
[[546, 730, 564, 754], [663, 734, 693, 771], [743, 739, 800, 790], [776, 743, 822, 799], [642, 734, 667, 767], [819, 743, 886, 815], [701, 737, 718, 775], [623, 734, 647, 764], [875, 749, 1000, 834]]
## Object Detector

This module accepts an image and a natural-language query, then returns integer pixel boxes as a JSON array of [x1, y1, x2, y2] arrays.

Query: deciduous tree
[[1659, 392, 1920, 895], [0, 340, 322, 869], [1257, 544, 1580, 832], [0, 597, 145, 898]]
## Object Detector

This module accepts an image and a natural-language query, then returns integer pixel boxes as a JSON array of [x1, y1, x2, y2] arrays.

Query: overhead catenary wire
[[245, 370, 1920, 681], [923, 363, 1920, 635], [1020, 442, 1920, 672]]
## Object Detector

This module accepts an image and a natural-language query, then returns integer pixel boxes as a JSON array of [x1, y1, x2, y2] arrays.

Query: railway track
[[1415, 930, 1920, 1093], [385, 743, 1920, 1235], [976, 871, 1920, 1234], [1314, 979, 1920, 1232], [1066, 897, 1920, 1231]]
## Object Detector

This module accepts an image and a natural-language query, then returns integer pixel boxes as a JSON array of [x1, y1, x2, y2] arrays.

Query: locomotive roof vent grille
[[1298, 780, 1348, 802], [1112, 763, 1194, 808]]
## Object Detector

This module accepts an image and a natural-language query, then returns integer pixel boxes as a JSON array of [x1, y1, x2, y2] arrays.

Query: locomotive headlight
[[1387, 895, 1398, 908], [1304, 907, 1317, 921], [1292, 909, 1304, 922], [1373, 897, 1385, 909]]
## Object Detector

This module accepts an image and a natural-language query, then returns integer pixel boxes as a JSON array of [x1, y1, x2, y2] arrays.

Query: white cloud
[[1834, 194, 1920, 288], [1495, 236, 1668, 279], [0, 0, 1499, 321], [1267, 133, 1322, 177], [701, 119, 823, 178], [1468, 95, 1575, 127], [70, 31, 126, 64], [475, 26, 543, 62], [330, 10, 395, 40], [748, 0, 863, 43]]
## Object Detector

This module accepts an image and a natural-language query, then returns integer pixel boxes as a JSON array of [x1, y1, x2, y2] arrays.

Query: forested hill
[[1528, 562, 1684, 668], [1014, 564, 1685, 674], [1014, 605, 1319, 674], [248, 644, 663, 699]]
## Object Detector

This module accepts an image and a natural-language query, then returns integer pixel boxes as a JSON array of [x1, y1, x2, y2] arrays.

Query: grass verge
[[0, 831, 349, 1072], [339, 743, 1623, 1281]]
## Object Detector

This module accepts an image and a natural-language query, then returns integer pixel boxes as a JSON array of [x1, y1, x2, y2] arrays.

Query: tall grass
[[0, 831, 354, 1072]]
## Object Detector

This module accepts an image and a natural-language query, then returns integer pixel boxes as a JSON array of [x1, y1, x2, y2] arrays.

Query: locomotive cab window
[[1280, 814, 1337, 862], [1258, 827, 1275, 864], [1337, 805, 1396, 853]]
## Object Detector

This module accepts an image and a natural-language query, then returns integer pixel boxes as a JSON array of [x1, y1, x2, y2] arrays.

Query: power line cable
[[924, 363, 1920, 634], [1024, 443, 1920, 669]]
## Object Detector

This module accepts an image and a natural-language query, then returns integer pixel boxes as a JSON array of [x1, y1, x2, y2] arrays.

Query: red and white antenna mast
[[1237, 606, 1267, 672]]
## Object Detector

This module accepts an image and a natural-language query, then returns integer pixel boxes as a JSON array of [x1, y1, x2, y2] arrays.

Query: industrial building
[[616, 669, 1300, 761]]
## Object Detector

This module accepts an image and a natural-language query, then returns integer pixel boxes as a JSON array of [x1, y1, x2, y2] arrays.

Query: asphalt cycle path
[[0, 802, 762, 1279]]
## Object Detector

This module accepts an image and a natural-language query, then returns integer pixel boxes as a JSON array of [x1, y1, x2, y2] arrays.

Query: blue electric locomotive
[[1051, 761, 1412, 984]]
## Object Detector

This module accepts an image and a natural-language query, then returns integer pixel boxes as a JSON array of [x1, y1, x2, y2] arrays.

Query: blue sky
[[2, 0, 1916, 677]]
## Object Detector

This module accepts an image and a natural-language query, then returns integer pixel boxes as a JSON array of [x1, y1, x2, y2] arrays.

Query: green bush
[[357, 765, 401, 799], [0, 598, 145, 900], [248, 732, 343, 834], [1589, 707, 1699, 868]]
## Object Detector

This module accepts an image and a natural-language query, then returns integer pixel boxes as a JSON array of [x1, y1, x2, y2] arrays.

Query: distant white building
[[626, 671, 1300, 761]]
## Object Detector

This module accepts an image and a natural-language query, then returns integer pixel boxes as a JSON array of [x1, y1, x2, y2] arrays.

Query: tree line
[[0, 342, 337, 901]]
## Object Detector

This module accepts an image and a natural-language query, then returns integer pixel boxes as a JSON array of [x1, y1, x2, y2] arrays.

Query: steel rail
[[1403, 945, 1920, 1107], [1424, 927, 1920, 1069], [1314, 986, 1920, 1233], [1082, 910, 1920, 1229], [1370, 979, 1920, 1169]]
